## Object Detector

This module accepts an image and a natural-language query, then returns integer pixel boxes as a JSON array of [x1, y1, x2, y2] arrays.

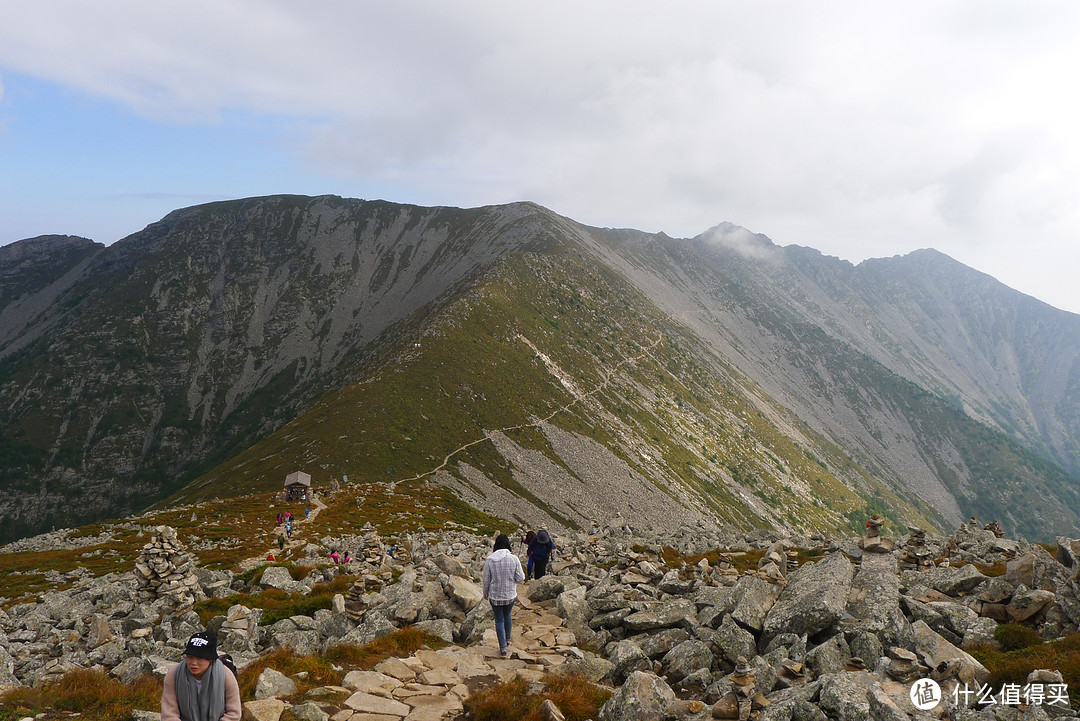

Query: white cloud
[[2, 1, 1080, 311]]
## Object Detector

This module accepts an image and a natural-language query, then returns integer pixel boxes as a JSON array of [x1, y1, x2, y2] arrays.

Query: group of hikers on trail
[[482, 527, 555, 657], [167, 526, 555, 718]]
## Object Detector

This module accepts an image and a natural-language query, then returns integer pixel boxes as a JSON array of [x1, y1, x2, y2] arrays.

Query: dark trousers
[[533, 557, 549, 579]]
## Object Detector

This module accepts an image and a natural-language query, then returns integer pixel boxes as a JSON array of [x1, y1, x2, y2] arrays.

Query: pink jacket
[[160, 662, 241, 721]]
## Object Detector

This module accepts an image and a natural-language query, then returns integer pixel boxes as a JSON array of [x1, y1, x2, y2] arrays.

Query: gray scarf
[[174, 659, 226, 721]]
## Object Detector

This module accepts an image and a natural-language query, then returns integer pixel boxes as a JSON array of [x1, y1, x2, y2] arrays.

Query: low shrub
[[0, 669, 160, 721], [970, 631, 1080, 705], [995, 623, 1043, 652], [463, 672, 610, 721]]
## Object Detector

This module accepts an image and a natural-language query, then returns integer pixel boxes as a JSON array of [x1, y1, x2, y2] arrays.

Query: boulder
[[902, 564, 987, 597], [729, 576, 783, 633], [414, 618, 456, 643], [598, 670, 677, 721], [529, 575, 579, 602], [806, 633, 850, 677], [911, 619, 989, 685], [639, 628, 691, 659], [290, 703, 329, 721], [846, 552, 914, 648], [622, 600, 696, 632], [607, 640, 651, 684], [661, 639, 713, 683], [761, 552, 853, 645], [818, 672, 877, 721], [434, 553, 469, 577], [714, 614, 757, 670], [243, 698, 286, 721], [259, 566, 300, 592], [447, 575, 483, 612], [255, 667, 298, 699], [1007, 588, 1056, 622]]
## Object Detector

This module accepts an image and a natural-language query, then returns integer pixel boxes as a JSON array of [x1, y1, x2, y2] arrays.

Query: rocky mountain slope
[[1, 196, 1079, 542]]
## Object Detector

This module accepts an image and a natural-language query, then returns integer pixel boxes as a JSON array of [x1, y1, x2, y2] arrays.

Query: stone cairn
[[713, 656, 769, 720], [899, 526, 933, 569], [755, 541, 787, 583], [133, 526, 205, 615], [860, 514, 895, 553]]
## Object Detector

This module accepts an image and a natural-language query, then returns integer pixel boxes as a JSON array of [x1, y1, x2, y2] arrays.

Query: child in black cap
[[161, 631, 240, 721]]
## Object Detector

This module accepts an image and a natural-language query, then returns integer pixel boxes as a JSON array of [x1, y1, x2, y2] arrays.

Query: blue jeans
[[491, 601, 513, 650]]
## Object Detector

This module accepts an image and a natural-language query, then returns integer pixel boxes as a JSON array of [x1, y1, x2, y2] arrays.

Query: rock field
[[4, 515, 1080, 721]]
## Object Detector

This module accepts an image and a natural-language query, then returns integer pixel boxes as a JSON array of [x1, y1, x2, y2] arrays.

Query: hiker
[[304, 507, 310, 519], [276, 512, 283, 526], [161, 631, 241, 721], [521, 530, 537, 580], [267, 552, 274, 562], [330, 549, 340, 564], [278, 534, 285, 551], [528, 529, 555, 579], [285, 521, 292, 538], [343, 550, 351, 564], [482, 534, 525, 657]]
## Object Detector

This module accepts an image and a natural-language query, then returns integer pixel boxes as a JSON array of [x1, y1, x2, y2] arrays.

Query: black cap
[[184, 631, 218, 660]]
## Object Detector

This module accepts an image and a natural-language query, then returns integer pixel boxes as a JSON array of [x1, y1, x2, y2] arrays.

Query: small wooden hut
[[284, 471, 311, 501]]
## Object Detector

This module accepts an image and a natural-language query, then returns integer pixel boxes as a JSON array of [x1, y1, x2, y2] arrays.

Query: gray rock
[[961, 616, 999, 649], [806, 633, 850, 676], [847, 552, 914, 649], [607, 640, 651, 684], [598, 670, 677, 721], [715, 614, 758, 670], [528, 575, 579, 602], [903, 564, 988, 597], [847, 630, 883, 669], [290, 702, 330, 721], [637, 628, 690, 659], [818, 671, 877, 721], [413, 618, 456, 643], [762, 552, 853, 645], [434, 553, 469, 577], [911, 619, 989, 685], [255, 667, 298, 699], [661, 639, 713, 683], [867, 681, 910, 721], [730, 575, 783, 633], [622, 599, 696, 632], [110, 655, 154, 685], [554, 656, 615, 682], [259, 566, 301, 592], [447, 575, 483, 612], [658, 570, 695, 595]]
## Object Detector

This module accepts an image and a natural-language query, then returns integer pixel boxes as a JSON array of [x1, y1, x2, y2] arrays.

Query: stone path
[[243, 584, 585, 721], [239, 493, 329, 572]]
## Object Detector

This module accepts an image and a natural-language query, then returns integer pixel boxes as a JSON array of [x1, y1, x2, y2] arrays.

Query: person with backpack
[[521, 530, 537, 580], [482, 534, 525, 657], [528, 529, 555, 580], [161, 631, 240, 721]]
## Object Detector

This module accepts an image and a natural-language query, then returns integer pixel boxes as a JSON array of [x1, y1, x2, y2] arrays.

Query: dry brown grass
[[0, 669, 160, 721], [462, 672, 611, 721], [323, 626, 445, 669], [969, 632, 1080, 704]]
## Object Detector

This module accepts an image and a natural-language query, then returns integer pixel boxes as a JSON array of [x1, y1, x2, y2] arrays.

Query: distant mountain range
[[2, 195, 1079, 543]]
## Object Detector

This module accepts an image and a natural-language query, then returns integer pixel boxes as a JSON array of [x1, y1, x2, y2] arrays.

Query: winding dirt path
[[404, 334, 663, 483]]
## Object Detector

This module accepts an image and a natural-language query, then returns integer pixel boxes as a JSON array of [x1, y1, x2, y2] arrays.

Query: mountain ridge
[[1, 195, 1078, 542]]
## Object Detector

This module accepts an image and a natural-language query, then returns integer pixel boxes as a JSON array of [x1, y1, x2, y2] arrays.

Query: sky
[[2, 2, 1080, 314]]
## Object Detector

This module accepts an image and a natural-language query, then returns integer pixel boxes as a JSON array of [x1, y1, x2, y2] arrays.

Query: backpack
[[218, 652, 238, 679]]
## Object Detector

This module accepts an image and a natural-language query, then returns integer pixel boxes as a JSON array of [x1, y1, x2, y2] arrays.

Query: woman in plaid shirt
[[482, 534, 525, 656]]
